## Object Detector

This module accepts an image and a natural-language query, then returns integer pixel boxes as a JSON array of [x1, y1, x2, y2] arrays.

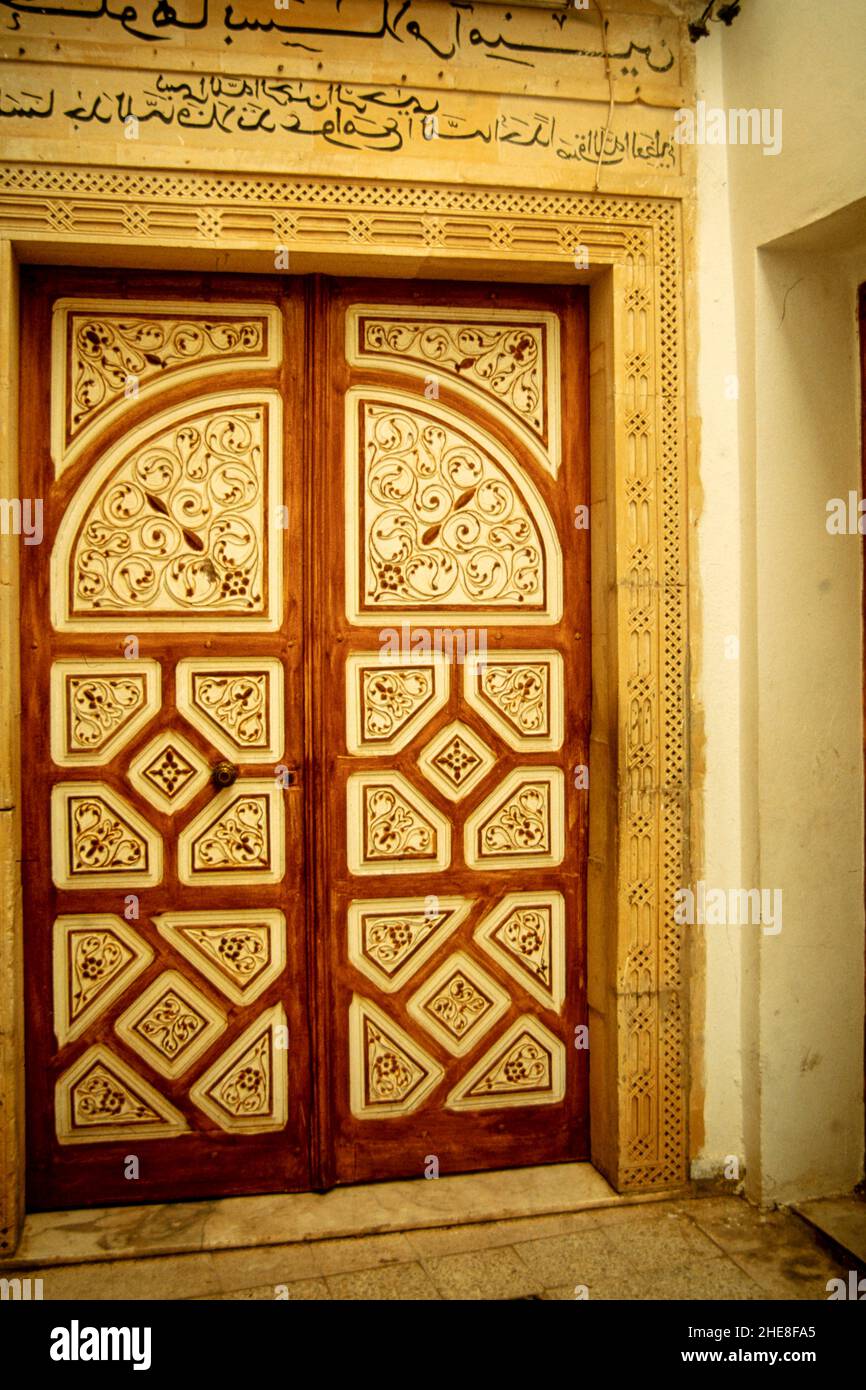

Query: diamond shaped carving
[[190, 1004, 288, 1134], [115, 969, 226, 1079], [53, 914, 155, 1046], [417, 720, 495, 802], [347, 771, 450, 875], [474, 892, 566, 1011], [127, 731, 209, 814], [153, 909, 286, 1006], [446, 1016, 566, 1112], [56, 1044, 188, 1144], [347, 896, 472, 993], [349, 995, 444, 1118], [407, 951, 509, 1056]]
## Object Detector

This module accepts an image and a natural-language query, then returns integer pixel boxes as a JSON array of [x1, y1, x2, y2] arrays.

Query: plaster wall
[[693, 0, 866, 1203]]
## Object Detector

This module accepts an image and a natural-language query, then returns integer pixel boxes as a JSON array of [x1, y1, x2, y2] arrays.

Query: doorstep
[[791, 1194, 866, 1273], [0, 1163, 690, 1270]]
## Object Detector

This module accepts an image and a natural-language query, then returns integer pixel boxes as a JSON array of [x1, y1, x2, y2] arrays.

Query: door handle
[[211, 759, 239, 789]]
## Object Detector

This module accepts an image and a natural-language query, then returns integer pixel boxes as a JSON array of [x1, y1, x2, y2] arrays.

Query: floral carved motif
[[64, 403, 272, 620], [358, 399, 552, 613]]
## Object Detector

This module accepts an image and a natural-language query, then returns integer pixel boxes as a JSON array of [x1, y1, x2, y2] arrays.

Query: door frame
[[0, 172, 692, 1252]]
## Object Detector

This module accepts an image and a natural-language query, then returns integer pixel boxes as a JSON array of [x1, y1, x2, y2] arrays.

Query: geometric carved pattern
[[51, 299, 281, 473], [189, 1004, 288, 1134], [345, 389, 562, 625], [347, 896, 473, 994], [406, 951, 510, 1057], [114, 969, 226, 1080], [349, 995, 444, 1119], [473, 892, 566, 1011], [346, 771, 451, 875], [50, 782, 163, 889], [416, 720, 496, 802], [55, 1044, 189, 1144], [445, 1016, 566, 1112], [463, 768, 565, 870], [177, 780, 285, 886], [464, 649, 564, 751], [52, 914, 155, 1046], [344, 651, 449, 755], [126, 730, 209, 815], [347, 306, 561, 477], [176, 658, 284, 762], [0, 166, 688, 1189], [49, 658, 161, 766], [153, 909, 286, 1006], [50, 391, 283, 631]]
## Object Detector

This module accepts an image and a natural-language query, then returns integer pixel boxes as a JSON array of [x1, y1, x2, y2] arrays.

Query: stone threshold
[[1, 1162, 691, 1270], [791, 1195, 866, 1274]]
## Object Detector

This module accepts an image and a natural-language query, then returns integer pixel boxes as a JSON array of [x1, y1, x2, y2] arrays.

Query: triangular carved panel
[[464, 650, 564, 752], [349, 996, 444, 1118], [176, 658, 284, 762], [177, 780, 285, 885], [473, 892, 566, 1011], [446, 1017, 565, 1112], [189, 1004, 288, 1134], [53, 914, 155, 1046], [56, 1044, 188, 1144], [153, 909, 286, 1006], [347, 771, 450, 875], [50, 658, 161, 766], [51, 783, 162, 889], [345, 651, 449, 754], [463, 768, 564, 870], [347, 896, 472, 993]]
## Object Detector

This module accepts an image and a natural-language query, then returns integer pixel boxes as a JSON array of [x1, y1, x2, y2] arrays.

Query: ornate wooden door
[[21, 270, 312, 1207], [313, 281, 589, 1184], [21, 271, 588, 1207]]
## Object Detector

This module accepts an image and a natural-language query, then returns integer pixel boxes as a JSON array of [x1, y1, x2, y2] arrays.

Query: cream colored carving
[[51, 782, 163, 890], [345, 650, 449, 755], [473, 892, 566, 1011], [189, 1003, 288, 1134], [175, 657, 284, 762], [416, 720, 496, 802], [347, 896, 472, 993], [127, 730, 209, 815], [50, 658, 161, 766], [153, 909, 286, 1006], [51, 299, 282, 474], [464, 767, 564, 870], [347, 770, 451, 876], [55, 1044, 189, 1144], [345, 388, 562, 626], [177, 779, 285, 886], [349, 995, 444, 1119], [114, 969, 226, 1080], [347, 305, 561, 477], [406, 950, 509, 1057], [50, 391, 283, 631], [464, 650, 564, 752], [446, 1016, 566, 1112], [53, 914, 154, 1047]]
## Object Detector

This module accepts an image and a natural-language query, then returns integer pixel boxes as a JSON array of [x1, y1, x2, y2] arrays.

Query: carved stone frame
[[0, 165, 689, 1251]]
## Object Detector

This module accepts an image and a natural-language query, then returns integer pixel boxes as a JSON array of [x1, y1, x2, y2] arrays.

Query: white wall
[[694, 0, 866, 1203]]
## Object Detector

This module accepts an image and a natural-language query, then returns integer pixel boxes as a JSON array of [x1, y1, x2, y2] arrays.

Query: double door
[[20, 270, 589, 1208]]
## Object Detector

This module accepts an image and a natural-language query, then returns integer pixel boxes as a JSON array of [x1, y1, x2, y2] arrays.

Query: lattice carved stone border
[[0, 164, 688, 1191]]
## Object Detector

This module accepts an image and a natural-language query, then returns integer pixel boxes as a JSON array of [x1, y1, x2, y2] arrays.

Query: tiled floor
[[9, 1196, 854, 1301]]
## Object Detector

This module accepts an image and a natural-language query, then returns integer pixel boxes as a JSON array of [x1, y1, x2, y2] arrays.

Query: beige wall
[[694, 0, 866, 1203]]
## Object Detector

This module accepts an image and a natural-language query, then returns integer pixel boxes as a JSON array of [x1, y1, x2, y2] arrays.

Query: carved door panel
[[315, 281, 590, 1184], [21, 271, 312, 1208]]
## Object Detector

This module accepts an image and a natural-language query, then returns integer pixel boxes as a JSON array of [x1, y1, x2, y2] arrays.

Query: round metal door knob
[[211, 760, 239, 789]]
